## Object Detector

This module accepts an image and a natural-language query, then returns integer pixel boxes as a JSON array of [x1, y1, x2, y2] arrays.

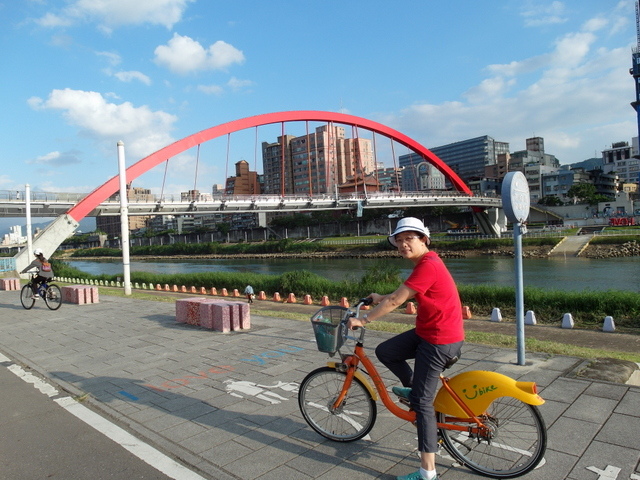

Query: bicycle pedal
[[397, 397, 411, 407]]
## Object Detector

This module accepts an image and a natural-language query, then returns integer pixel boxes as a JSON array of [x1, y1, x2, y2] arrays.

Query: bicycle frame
[[328, 340, 544, 437]]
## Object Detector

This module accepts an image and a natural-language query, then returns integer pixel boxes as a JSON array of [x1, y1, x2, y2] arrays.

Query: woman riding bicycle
[[20, 248, 54, 299], [348, 217, 464, 480]]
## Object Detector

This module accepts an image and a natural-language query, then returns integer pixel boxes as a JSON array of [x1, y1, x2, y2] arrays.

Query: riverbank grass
[[98, 287, 640, 363]]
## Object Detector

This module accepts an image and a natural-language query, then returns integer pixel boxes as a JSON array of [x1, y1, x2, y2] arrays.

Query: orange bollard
[[405, 302, 417, 314], [303, 294, 313, 305], [287, 293, 297, 303], [181, 285, 187, 293], [156, 284, 162, 291], [258, 291, 267, 300], [221, 288, 228, 296], [462, 306, 472, 319], [200, 287, 207, 295], [211, 287, 217, 295], [339, 297, 349, 308], [190, 286, 197, 293], [164, 284, 170, 291], [172, 285, 179, 292], [232, 289, 241, 297], [320, 296, 330, 306], [273, 292, 281, 302]]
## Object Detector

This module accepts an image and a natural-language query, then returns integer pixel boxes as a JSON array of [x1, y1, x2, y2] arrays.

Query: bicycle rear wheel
[[298, 367, 377, 442], [20, 284, 35, 310], [439, 396, 546, 478], [44, 284, 62, 310]]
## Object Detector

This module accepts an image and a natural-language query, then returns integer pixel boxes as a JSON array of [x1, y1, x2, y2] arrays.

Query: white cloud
[[383, 15, 635, 165], [28, 88, 177, 159], [28, 150, 82, 166], [114, 70, 152, 85], [521, 1, 568, 27], [196, 77, 253, 95], [96, 51, 121, 66], [35, 0, 194, 31], [197, 84, 224, 95], [154, 33, 245, 74], [227, 76, 254, 91]]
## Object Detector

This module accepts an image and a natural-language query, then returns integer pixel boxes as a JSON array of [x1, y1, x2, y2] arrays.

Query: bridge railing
[[1, 189, 497, 204]]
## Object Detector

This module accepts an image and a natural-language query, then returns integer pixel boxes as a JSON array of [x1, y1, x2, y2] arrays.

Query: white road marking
[[54, 397, 207, 480], [2, 354, 206, 480]]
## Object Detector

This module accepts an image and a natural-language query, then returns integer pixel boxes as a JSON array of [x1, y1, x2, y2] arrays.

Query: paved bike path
[[0, 290, 638, 480]]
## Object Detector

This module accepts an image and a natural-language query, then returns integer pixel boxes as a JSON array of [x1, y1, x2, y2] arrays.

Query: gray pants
[[375, 329, 463, 453]]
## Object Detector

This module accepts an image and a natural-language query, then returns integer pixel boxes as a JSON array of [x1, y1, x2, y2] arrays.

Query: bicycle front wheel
[[439, 396, 546, 478], [298, 367, 377, 442], [44, 284, 62, 310], [20, 284, 35, 310]]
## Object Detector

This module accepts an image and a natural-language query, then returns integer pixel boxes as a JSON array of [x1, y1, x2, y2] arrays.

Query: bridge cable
[[160, 159, 169, 203], [193, 144, 200, 196], [225, 133, 230, 193], [390, 139, 400, 191], [306, 121, 312, 195]]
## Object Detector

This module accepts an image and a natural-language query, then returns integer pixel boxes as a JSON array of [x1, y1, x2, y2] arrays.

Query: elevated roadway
[[0, 191, 502, 218]]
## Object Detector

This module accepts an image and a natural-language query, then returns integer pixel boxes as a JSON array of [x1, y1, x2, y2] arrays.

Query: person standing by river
[[348, 217, 464, 480]]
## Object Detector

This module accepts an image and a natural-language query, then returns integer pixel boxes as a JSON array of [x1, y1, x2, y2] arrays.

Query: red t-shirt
[[403, 251, 464, 344]]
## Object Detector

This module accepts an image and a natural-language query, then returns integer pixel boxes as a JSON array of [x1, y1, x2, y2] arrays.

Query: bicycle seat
[[443, 356, 459, 370]]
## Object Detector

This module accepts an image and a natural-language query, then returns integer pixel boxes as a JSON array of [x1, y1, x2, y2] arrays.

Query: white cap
[[388, 217, 430, 247], [34, 248, 43, 256]]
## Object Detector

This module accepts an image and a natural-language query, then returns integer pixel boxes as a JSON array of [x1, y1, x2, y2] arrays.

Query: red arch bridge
[[10, 111, 505, 271]]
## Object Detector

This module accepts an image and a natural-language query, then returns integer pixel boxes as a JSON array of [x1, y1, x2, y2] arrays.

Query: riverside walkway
[[0, 290, 639, 480]]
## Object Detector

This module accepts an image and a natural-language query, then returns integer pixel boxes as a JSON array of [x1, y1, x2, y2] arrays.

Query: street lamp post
[[117, 141, 131, 295]]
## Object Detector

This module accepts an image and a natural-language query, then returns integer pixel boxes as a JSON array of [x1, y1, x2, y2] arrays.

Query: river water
[[66, 256, 640, 293]]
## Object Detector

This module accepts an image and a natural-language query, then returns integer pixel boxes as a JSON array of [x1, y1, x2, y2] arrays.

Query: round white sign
[[501, 171, 530, 223]]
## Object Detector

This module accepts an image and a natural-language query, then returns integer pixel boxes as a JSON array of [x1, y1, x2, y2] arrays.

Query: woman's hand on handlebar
[[347, 317, 367, 330]]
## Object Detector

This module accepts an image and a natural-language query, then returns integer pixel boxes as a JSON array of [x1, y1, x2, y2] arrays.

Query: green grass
[[94, 286, 640, 363]]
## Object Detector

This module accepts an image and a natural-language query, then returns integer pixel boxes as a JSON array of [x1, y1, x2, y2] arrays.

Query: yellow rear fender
[[327, 362, 379, 401], [434, 370, 544, 418]]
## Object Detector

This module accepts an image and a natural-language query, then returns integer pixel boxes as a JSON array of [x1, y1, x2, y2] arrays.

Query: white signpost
[[501, 172, 530, 366]]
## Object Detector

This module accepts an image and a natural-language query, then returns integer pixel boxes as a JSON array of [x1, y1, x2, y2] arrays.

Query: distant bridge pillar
[[14, 214, 79, 275], [473, 207, 505, 236]]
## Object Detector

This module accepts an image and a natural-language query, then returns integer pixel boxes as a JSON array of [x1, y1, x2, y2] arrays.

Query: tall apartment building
[[262, 125, 373, 195], [602, 141, 640, 184], [429, 135, 510, 186], [398, 152, 446, 191], [509, 137, 560, 202], [262, 135, 295, 194], [375, 166, 402, 192], [96, 184, 152, 235], [225, 160, 261, 195], [509, 137, 560, 170]]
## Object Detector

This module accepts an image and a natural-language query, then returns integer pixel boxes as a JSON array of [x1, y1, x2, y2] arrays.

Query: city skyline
[[1, 0, 638, 236]]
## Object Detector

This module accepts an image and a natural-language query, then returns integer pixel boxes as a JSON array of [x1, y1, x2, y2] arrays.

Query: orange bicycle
[[298, 300, 547, 478]]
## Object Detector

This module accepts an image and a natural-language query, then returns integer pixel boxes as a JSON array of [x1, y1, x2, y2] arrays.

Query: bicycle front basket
[[310, 306, 350, 354]]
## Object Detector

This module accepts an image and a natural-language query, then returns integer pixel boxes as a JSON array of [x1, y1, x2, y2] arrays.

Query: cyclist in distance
[[348, 217, 464, 480], [20, 248, 54, 299]]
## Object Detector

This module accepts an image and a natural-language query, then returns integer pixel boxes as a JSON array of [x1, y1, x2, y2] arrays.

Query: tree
[[567, 184, 596, 204], [538, 196, 563, 206]]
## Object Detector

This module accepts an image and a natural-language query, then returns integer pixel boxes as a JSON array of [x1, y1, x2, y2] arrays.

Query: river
[[65, 256, 640, 293]]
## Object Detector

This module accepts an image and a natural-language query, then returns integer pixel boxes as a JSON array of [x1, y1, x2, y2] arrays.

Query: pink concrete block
[[237, 302, 251, 329], [61, 286, 82, 304], [176, 298, 208, 325], [0, 278, 20, 291], [82, 286, 99, 303]]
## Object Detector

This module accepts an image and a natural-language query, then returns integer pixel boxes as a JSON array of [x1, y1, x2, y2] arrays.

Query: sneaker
[[31, 295, 39, 300], [392, 386, 412, 399], [397, 471, 436, 480]]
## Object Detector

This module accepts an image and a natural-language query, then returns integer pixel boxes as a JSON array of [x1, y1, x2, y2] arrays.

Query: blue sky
[[0, 0, 637, 233]]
